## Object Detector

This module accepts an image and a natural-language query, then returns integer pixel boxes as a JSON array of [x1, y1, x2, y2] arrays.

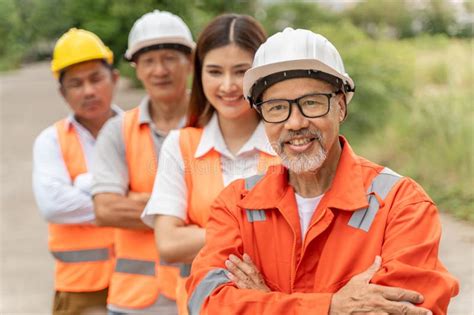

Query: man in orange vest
[[91, 10, 194, 315], [186, 28, 459, 315], [32, 28, 121, 314]]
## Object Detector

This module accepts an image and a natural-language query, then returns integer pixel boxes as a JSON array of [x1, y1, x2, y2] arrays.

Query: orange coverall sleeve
[[372, 178, 459, 315], [185, 185, 333, 315]]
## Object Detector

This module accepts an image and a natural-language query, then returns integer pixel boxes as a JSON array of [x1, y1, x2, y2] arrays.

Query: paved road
[[1, 63, 472, 314]]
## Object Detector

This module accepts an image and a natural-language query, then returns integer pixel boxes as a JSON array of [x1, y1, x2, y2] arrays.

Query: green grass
[[353, 38, 473, 221]]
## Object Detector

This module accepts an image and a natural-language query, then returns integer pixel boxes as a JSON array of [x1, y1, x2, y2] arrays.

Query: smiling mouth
[[152, 80, 172, 85], [287, 137, 315, 146], [83, 100, 101, 107], [219, 95, 242, 102]]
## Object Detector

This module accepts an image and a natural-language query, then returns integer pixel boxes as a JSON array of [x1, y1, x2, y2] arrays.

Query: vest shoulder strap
[[179, 127, 204, 161], [122, 107, 140, 149], [54, 119, 87, 180]]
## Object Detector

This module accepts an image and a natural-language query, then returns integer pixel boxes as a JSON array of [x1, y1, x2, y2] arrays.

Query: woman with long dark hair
[[141, 14, 278, 314]]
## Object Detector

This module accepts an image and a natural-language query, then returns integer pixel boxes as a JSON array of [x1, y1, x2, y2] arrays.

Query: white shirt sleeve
[[141, 130, 187, 227], [91, 116, 129, 196], [32, 127, 95, 224]]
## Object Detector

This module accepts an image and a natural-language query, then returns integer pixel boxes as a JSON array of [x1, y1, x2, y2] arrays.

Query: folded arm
[[186, 185, 333, 315], [93, 192, 150, 229], [32, 128, 95, 224], [154, 215, 205, 264], [370, 180, 459, 314]]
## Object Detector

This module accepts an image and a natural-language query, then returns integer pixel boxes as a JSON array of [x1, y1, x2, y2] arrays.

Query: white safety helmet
[[243, 28, 355, 105], [125, 10, 195, 61]]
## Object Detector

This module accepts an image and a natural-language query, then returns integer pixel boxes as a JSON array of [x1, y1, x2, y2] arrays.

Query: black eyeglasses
[[253, 92, 340, 123]]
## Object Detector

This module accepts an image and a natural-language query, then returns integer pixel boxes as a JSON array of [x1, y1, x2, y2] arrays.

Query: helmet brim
[[243, 59, 355, 104], [125, 37, 196, 61]]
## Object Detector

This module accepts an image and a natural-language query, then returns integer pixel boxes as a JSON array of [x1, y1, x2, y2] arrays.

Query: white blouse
[[141, 113, 276, 227]]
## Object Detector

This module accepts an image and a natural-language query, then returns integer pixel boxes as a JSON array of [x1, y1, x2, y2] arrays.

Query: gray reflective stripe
[[348, 167, 402, 232], [180, 263, 192, 277], [115, 258, 155, 276], [51, 248, 110, 263], [188, 268, 229, 315], [246, 209, 267, 222], [244, 174, 267, 222], [244, 174, 264, 190]]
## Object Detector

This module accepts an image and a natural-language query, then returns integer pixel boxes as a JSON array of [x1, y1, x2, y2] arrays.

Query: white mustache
[[279, 129, 323, 145]]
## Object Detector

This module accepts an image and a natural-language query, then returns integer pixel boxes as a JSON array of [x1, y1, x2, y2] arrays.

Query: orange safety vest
[[107, 107, 179, 309], [50, 119, 114, 292], [176, 127, 279, 315]]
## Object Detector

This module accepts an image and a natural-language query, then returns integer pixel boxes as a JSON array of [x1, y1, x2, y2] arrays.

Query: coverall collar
[[239, 136, 369, 212], [137, 96, 186, 134], [137, 95, 152, 125]]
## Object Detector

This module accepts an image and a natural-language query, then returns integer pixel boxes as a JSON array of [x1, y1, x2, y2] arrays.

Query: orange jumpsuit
[[186, 137, 459, 315]]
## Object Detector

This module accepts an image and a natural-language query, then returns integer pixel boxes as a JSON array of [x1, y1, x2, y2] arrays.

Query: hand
[[225, 253, 270, 292], [127, 192, 150, 203], [330, 256, 432, 315]]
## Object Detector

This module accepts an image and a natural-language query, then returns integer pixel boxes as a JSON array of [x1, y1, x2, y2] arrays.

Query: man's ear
[[338, 94, 347, 122], [111, 69, 120, 85]]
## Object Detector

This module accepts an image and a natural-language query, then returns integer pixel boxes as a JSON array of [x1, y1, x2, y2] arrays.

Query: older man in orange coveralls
[[185, 28, 459, 315]]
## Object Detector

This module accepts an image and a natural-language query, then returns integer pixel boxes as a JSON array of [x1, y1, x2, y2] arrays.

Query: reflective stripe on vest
[[115, 258, 155, 276], [51, 248, 110, 263], [180, 264, 192, 277], [188, 268, 229, 315], [159, 260, 190, 277], [244, 174, 267, 222], [348, 167, 402, 232]]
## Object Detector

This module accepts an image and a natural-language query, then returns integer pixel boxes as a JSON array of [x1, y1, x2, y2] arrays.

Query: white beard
[[278, 144, 327, 173], [272, 129, 328, 174]]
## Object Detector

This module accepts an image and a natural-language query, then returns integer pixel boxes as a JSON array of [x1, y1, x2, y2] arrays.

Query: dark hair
[[186, 14, 267, 127]]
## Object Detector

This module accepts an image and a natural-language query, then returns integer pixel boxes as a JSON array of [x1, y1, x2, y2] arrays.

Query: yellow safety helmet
[[51, 28, 113, 79]]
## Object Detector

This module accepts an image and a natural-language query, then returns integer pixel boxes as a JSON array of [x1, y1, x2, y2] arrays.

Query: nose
[[284, 103, 309, 130], [220, 73, 237, 93], [83, 80, 96, 97], [152, 60, 169, 76]]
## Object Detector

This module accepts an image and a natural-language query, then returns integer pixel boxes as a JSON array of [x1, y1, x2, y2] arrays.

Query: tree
[[421, 0, 457, 36], [345, 0, 415, 38]]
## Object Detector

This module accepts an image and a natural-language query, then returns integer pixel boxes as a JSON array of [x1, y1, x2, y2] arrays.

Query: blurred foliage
[[0, 0, 472, 220], [421, 0, 457, 35], [345, 0, 416, 38], [345, 0, 472, 38], [1, 0, 472, 71], [356, 38, 473, 221], [314, 22, 416, 139], [0, 0, 256, 71], [257, 1, 340, 35]]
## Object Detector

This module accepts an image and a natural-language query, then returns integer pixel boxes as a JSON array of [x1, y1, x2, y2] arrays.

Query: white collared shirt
[[32, 105, 122, 224], [142, 113, 276, 226]]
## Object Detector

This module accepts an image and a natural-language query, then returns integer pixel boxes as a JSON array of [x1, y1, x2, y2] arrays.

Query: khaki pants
[[52, 288, 108, 315]]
